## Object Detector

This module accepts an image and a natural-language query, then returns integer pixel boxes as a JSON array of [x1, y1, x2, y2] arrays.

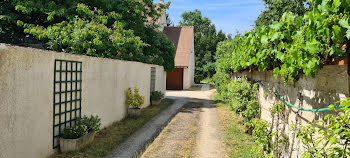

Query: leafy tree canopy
[[0, 0, 175, 72], [255, 0, 312, 26], [179, 9, 227, 83], [215, 0, 350, 84]]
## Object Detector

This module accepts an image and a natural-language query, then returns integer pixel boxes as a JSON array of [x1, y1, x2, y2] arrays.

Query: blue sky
[[154, 0, 266, 35]]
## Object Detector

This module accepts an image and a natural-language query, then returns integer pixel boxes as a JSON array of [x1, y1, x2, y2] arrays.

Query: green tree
[[255, 0, 312, 26], [179, 9, 227, 83], [0, 0, 175, 72]]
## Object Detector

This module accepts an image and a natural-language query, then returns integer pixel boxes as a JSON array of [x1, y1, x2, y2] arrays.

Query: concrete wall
[[0, 44, 167, 158], [233, 65, 348, 157]]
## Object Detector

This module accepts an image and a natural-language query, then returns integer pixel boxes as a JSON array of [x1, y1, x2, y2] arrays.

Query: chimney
[[160, 0, 164, 4]]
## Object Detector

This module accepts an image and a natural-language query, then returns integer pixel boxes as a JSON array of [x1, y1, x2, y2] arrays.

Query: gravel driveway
[[141, 86, 226, 158]]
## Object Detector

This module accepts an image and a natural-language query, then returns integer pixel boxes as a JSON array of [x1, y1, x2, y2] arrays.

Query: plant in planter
[[125, 87, 145, 117], [60, 115, 101, 153], [150, 91, 164, 105]]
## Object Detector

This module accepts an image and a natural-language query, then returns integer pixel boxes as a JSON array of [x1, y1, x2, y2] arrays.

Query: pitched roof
[[164, 27, 194, 67]]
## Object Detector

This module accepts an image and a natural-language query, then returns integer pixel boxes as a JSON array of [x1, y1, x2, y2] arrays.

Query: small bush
[[125, 87, 145, 108], [212, 72, 230, 101], [77, 115, 101, 132], [150, 91, 164, 101], [251, 118, 272, 155], [216, 78, 259, 124], [62, 125, 88, 139]]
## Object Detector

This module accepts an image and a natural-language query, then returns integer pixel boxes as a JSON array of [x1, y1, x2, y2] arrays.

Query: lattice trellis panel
[[150, 67, 156, 92], [53, 59, 82, 149]]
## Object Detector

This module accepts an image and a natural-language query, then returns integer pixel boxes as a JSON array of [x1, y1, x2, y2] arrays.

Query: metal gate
[[53, 59, 82, 149]]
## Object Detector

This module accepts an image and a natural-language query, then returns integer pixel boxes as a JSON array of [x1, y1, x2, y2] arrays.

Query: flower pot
[[151, 99, 162, 105], [59, 131, 96, 153], [128, 108, 141, 118]]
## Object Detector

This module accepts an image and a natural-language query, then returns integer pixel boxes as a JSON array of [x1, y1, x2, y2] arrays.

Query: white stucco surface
[[182, 33, 195, 90], [0, 44, 166, 158]]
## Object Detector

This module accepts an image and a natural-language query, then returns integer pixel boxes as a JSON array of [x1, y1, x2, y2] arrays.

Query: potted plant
[[60, 115, 101, 153], [150, 91, 164, 105], [125, 87, 145, 118]]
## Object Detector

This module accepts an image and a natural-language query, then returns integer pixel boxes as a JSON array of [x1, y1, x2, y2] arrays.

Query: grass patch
[[217, 103, 263, 158], [52, 98, 174, 158]]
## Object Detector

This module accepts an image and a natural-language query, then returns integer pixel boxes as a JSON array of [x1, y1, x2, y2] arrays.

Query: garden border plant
[[125, 87, 145, 118], [150, 91, 164, 105], [60, 115, 101, 153]]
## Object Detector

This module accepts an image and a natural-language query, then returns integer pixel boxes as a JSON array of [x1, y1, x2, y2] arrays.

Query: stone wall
[[233, 65, 348, 157], [0, 44, 167, 158]]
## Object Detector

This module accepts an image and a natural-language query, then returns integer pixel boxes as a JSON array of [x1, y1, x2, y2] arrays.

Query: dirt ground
[[141, 87, 226, 158], [141, 102, 202, 158]]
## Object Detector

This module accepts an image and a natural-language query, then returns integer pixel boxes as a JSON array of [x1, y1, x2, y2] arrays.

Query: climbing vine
[[295, 99, 350, 158], [215, 0, 350, 84]]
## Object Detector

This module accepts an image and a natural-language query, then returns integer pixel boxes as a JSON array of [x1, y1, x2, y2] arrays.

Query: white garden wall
[[0, 44, 166, 158]]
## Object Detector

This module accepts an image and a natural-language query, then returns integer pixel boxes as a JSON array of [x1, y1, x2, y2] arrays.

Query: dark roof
[[164, 27, 194, 67]]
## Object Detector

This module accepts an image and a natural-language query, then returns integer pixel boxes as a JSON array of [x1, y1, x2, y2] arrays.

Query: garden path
[[141, 86, 226, 158]]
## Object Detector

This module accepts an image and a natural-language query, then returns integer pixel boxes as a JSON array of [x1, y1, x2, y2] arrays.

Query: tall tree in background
[[179, 9, 227, 83], [255, 0, 312, 26]]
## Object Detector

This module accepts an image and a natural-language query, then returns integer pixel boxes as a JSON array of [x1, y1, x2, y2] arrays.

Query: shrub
[[62, 125, 88, 139], [77, 115, 101, 132], [150, 91, 164, 101], [251, 118, 272, 155], [212, 72, 230, 101], [125, 87, 145, 108], [221, 78, 259, 123]]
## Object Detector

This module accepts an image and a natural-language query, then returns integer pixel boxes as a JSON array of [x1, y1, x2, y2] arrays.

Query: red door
[[166, 68, 184, 90]]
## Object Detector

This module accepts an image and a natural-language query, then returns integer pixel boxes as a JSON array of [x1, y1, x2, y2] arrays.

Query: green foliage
[[211, 72, 230, 95], [252, 118, 272, 154], [24, 4, 145, 60], [255, 0, 312, 26], [214, 0, 350, 84], [150, 91, 164, 101], [271, 102, 286, 115], [77, 115, 101, 132], [0, 0, 175, 72], [62, 114, 101, 139], [179, 10, 227, 83], [215, 78, 259, 125], [125, 87, 145, 108], [296, 99, 350, 157], [62, 125, 88, 139]]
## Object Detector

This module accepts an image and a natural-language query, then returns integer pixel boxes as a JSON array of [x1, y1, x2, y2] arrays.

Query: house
[[152, 0, 195, 90], [164, 27, 195, 90]]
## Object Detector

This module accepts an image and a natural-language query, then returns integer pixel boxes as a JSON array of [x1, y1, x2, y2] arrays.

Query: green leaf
[[261, 35, 269, 45], [340, 17, 350, 29], [332, 0, 341, 12], [329, 137, 337, 145], [306, 40, 319, 53], [276, 52, 284, 60]]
